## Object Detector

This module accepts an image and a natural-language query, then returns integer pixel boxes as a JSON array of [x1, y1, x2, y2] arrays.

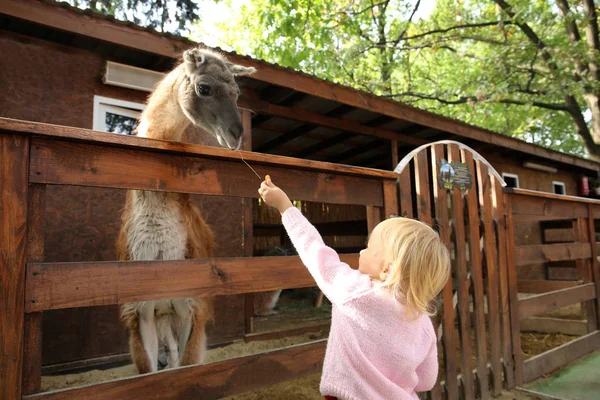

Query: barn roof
[[1, 0, 599, 173]]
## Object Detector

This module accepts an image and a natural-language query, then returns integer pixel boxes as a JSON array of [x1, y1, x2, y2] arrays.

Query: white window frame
[[93, 95, 145, 134], [502, 173, 520, 188], [552, 181, 566, 195]]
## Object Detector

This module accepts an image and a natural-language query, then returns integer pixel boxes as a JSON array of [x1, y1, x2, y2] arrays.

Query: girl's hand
[[258, 178, 293, 214]]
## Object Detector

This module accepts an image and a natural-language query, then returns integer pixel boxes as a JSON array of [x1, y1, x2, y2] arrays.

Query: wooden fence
[[508, 188, 600, 384], [1, 117, 600, 399], [0, 117, 398, 400]]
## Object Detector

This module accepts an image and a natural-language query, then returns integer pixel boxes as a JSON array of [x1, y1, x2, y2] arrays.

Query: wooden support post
[[574, 217, 598, 332], [22, 184, 46, 395], [493, 180, 515, 388], [505, 193, 524, 385], [241, 109, 255, 334], [390, 139, 399, 170], [0, 135, 30, 400], [588, 205, 600, 328]]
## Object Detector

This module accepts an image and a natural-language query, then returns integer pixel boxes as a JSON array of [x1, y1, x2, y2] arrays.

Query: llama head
[[178, 47, 256, 150]]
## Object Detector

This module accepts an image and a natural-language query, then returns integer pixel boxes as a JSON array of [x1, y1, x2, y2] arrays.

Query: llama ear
[[183, 48, 207, 74], [226, 62, 256, 76]]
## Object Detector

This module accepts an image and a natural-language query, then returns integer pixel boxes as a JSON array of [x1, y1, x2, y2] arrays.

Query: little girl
[[258, 179, 450, 400]]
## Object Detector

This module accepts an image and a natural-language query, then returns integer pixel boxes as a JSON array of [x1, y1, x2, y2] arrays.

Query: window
[[93, 96, 145, 135], [553, 181, 566, 195], [502, 173, 519, 188]]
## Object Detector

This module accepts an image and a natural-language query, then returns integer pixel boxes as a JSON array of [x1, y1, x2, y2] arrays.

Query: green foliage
[[67, 0, 200, 33], [198, 0, 592, 158]]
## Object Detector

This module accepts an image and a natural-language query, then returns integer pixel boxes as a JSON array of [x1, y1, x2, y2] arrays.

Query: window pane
[[105, 112, 138, 135]]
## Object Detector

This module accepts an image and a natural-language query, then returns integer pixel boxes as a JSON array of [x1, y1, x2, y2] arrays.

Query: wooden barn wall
[[0, 31, 245, 365]]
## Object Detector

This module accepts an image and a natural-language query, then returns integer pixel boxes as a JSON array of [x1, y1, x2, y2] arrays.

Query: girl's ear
[[379, 263, 391, 281]]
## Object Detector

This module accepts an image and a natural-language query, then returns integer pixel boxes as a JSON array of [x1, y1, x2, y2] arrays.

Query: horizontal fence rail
[[518, 283, 597, 320], [24, 340, 327, 400], [25, 255, 358, 312]]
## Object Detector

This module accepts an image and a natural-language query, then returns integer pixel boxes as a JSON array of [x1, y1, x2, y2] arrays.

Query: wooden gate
[[396, 142, 519, 400]]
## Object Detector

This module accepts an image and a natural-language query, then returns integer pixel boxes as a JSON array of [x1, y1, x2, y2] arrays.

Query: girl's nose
[[360, 249, 365, 256]]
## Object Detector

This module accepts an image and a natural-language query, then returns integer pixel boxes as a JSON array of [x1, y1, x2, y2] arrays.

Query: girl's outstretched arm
[[258, 180, 371, 304]]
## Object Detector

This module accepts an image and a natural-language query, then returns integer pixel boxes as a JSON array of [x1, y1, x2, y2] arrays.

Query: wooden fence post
[[505, 193, 524, 385], [574, 217, 598, 332], [588, 205, 600, 328], [241, 109, 255, 335], [22, 184, 46, 395], [0, 135, 30, 400]]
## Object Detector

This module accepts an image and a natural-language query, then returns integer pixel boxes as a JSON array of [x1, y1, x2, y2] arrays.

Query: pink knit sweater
[[282, 207, 438, 400]]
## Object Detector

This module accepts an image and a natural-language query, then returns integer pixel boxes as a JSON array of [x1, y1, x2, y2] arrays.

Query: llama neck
[[137, 71, 190, 142]]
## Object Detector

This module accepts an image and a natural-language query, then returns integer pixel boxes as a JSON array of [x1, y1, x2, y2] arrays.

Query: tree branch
[[556, 0, 587, 78], [388, 91, 570, 111], [583, 0, 600, 81], [391, 0, 421, 47], [397, 20, 513, 42]]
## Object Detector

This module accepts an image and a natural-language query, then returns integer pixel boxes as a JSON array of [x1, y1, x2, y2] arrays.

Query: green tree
[[67, 0, 200, 33], [201, 0, 600, 160]]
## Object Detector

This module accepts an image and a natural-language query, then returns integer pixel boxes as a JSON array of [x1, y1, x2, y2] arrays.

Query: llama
[[117, 47, 255, 374]]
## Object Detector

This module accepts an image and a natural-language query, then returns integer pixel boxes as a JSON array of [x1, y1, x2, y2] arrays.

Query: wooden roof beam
[[240, 98, 426, 149], [330, 140, 386, 164], [295, 114, 394, 159]]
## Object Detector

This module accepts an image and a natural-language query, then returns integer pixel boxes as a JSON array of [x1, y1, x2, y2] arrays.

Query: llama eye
[[197, 84, 211, 96]]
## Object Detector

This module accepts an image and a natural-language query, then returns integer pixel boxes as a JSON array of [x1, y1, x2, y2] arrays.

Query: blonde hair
[[377, 218, 450, 318]]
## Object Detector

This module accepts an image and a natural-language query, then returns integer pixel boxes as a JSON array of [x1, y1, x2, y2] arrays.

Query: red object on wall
[[578, 176, 590, 197]]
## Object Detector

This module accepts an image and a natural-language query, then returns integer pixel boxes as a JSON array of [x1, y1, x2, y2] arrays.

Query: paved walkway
[[525, 350, 600, 400]]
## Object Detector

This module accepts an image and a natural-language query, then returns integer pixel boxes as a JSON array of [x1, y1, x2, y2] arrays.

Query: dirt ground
[[41, 330, 329, 392]]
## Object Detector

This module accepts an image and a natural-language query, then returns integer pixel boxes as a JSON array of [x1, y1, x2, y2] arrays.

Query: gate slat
[[462, 150, 489, 400], [398, 162, 414, 218], [477, 161, 502, 395], [431, 144, 457, 400], [414, 150, 433, 226], [448, 144, 475, 400]]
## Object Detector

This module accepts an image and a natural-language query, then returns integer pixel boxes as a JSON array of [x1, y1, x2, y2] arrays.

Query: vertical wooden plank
[[414, 150, 432, 226], [22, 184, 45, 395], [391, 139, 399, 169], [383, 180, 398, 219], [462, 150, 489, 400], [476, 162, 502, 395], [431, 145, 457, 400], [366, 206, 383, 234], [0, 135, 29, 400], [241, 109, 255, 334], [492, 180, 515, 388], [573, 218, 598, 332], [505, 193, 524, 385], [448, 144, 475, 400], [398, 163, 414, 219], [588, 205, 600, 327]]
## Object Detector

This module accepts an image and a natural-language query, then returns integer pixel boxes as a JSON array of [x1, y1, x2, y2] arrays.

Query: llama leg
[[177, 300, 208, 366], [138, 302, 159, 373], [173, 299, 192, 357], [164, 322, 179, 369]]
